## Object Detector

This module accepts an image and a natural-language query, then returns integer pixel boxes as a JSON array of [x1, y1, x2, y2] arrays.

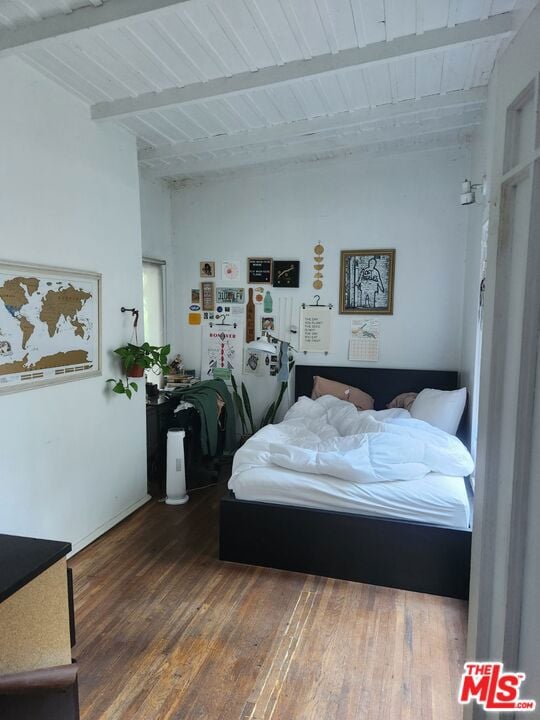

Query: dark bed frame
[[220, 365, 472, 600]]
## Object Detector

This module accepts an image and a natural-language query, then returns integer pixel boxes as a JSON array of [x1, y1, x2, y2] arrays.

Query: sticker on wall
[[221, 260, 241, 281], [253, 286, 266, 304], [189, 313, 202, 326], [191, 288, 201, 303], [216, 287, 245, 304], [189, 304, 201, 312]]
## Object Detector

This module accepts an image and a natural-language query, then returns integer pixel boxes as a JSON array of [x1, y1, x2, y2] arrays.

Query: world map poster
[[0, 262, 101, 393]]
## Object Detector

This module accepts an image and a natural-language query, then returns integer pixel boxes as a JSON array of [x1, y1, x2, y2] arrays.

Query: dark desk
[[146, 395, 221, 497]]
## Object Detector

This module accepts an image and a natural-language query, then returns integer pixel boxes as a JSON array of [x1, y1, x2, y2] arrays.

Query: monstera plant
[[107, 342, 170, 399]]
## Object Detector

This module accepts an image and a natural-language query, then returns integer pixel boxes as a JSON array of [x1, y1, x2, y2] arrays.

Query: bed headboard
[[294, 365, 459, 409], [294, 365, 468, 445]]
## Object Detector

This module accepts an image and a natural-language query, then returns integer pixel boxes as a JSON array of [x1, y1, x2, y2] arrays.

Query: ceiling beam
[[0, 0, 190, 55], [93, 14, 512, 122], [142, 110, 482, 180], [138, 87, 487, 162]]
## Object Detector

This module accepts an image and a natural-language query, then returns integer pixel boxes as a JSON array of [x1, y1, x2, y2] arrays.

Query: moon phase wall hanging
[[313, 244, 324, 290]]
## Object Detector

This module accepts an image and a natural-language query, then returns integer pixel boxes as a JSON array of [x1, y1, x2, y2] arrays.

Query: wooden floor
[[70, 481, 467, 720]]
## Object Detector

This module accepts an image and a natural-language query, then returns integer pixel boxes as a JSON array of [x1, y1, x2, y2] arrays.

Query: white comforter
[[231, 395, 474, 485]]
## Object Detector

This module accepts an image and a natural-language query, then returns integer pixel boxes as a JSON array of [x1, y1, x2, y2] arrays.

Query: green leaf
[[259, 401, 275, 429], [125, 388, 132, 399], [241, 382, 255, 435], [130, 382, 138, 391], [232, 391, 247, 434]]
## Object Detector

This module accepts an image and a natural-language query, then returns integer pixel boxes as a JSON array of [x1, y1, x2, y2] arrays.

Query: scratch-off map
[[0, 262, 100, 392]]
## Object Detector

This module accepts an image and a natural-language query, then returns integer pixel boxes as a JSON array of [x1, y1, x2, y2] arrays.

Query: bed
[[220, 365, 472, 599]]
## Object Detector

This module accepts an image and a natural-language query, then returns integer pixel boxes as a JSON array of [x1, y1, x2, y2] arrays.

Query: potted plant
[[231, 361, 293, 444], [107, 342, 170, 399]]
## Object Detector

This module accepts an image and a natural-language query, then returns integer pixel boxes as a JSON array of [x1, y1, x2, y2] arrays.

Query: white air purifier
[[165, 428, 189, 505]]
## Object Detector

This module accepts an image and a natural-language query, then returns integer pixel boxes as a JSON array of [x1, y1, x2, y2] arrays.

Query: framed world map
[[0, 261, 101, 394]]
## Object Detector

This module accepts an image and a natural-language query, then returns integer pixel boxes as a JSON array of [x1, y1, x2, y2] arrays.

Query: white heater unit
[[165, 428, 189, 505]]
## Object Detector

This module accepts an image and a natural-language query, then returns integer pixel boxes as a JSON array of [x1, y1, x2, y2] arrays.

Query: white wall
[[167, 146, 471, 417], [0, 57, 148, 554]]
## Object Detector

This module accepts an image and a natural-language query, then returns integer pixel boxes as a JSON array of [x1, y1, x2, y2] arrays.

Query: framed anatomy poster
[[0, 260, 101, 394], [340, 249, 395, 315]]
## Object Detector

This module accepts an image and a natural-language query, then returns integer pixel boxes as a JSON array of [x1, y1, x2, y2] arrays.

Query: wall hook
[[121, 306, 139, 328]]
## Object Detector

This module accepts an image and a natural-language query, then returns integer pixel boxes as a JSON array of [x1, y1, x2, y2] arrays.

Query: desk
[[146, 395, 221, 497]]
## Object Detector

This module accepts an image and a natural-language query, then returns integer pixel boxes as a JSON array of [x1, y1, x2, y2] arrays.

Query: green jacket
[[172, 379, 236, 457]]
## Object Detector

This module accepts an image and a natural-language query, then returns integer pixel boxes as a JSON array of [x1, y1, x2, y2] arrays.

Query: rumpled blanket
[[231, 395, 474, 485]]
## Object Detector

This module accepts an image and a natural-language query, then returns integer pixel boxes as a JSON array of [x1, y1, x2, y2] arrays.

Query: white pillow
[[410, 387, 467, 435]]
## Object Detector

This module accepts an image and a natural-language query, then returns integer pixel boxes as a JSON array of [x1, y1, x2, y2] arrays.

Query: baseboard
[[68, 494, 151, 557]]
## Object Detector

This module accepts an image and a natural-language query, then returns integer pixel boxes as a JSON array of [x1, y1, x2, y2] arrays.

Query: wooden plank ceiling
[[0, 0, 518, 179]]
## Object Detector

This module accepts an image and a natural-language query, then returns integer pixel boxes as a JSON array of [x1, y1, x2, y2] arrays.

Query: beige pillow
[[311, 376, 374, 410], [387, 392, 417, 411]]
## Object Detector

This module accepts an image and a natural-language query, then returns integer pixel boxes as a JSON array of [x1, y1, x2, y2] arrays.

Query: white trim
[[138, 88, 487, 163], [0, 0, 191, 55], [91, 15, 513, 121], [145, 112, 481, 179], [69, 494, 151, 557]]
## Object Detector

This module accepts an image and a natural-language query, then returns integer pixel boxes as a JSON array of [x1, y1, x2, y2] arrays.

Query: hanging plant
[[107, 342, 170, 399]]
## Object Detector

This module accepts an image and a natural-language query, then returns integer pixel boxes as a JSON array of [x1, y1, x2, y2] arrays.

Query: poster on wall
[[201, 324, 243, 381], [339, 249, 395, 315], [0, 261, 101, 394], [299, 305, 332, 353]]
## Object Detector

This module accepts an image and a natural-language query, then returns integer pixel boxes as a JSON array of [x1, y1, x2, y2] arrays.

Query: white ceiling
[[0, 0, 520, 179]]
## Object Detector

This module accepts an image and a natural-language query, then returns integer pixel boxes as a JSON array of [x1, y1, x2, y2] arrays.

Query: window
[[142, 258, 166, 386]]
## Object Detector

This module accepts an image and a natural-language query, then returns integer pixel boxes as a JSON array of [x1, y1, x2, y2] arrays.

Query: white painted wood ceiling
[[0, 0, 519, 178]]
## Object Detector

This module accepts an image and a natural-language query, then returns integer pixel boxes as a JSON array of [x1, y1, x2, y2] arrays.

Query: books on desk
[[164, 374, 200, 391]]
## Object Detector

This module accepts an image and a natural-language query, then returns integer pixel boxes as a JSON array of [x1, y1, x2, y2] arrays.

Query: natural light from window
[[143, 259, 165, 387]]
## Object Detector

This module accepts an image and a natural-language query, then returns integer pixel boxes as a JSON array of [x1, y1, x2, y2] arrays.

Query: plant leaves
[[241, 382, 255, 435]]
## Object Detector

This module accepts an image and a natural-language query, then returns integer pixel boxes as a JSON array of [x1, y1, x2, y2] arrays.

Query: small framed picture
[[200, 261, 215, 278], [191, 288, 200, 304], [201, 281, 215, 311], [248, 257, 273, 284], [339, 249, 395, 315], [261, 316, 274, 332], [273, 260, 300, 288]]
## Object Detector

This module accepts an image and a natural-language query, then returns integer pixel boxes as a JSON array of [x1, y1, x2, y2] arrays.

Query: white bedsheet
[[228, 395, 473, 529], [229, 466, 471, 529]]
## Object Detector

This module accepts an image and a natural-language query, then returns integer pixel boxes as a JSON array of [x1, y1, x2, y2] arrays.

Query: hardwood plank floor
[[69, 481, 467, 720]]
